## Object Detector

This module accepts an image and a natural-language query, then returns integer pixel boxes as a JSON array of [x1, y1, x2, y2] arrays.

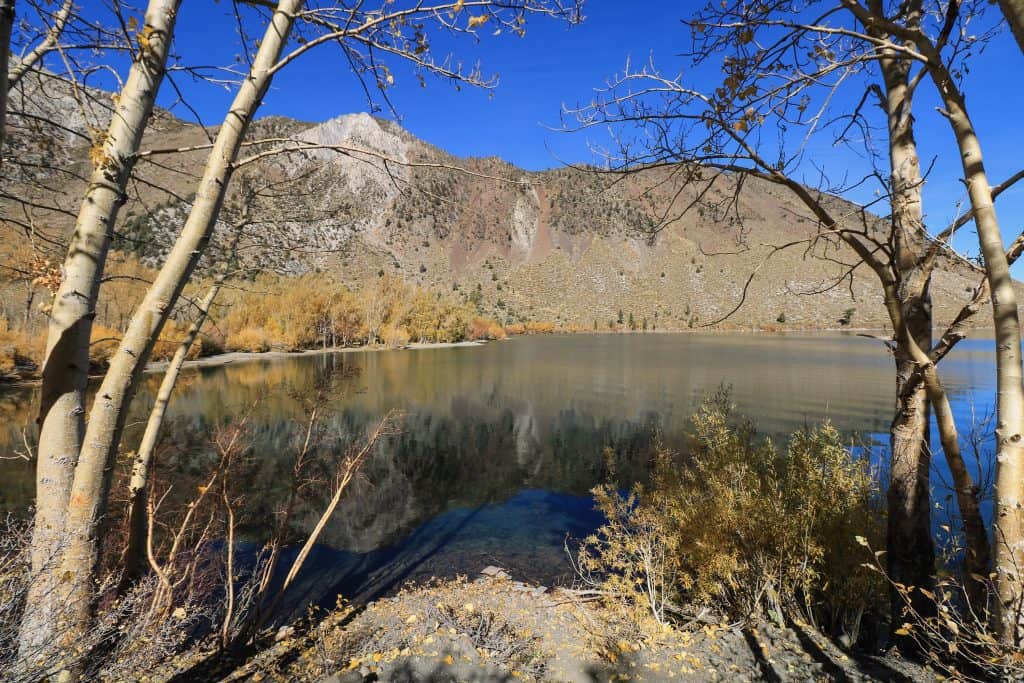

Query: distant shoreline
[[144, 339, 491, 373], [0, 326, 1001, 389], [149, 325, 1001, 373]]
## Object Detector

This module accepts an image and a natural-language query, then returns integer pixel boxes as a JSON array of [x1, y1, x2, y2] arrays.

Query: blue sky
[[97, 0, 1024, 274]]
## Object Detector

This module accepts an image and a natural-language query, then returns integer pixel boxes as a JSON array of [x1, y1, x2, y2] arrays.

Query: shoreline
[[0, 326, 1001, 388], [144, 339, 490, 373]]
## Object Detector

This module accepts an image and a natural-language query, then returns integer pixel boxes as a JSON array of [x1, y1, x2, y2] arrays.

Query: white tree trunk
[[21, 0, 180, 658], [55, 0, 303, 642], [928, 59, 1024, 643], [7, 0, 75, 89]]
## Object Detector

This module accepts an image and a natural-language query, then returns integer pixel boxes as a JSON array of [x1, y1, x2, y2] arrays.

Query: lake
[[0, 332, 1000, 615]]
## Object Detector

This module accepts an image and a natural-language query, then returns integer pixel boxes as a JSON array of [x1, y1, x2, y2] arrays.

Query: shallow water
[[0, 332, 999, 610]]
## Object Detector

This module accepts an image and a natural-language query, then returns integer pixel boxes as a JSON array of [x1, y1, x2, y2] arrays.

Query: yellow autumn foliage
[[0, 317, 41, 376]]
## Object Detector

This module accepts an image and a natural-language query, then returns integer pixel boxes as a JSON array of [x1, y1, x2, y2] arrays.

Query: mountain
[[1, 77, 993, 332]]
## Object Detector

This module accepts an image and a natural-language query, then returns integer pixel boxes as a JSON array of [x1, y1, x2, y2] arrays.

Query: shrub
[[469, 317, 505, 340], [151, 319, 203, 362], [198, 330, 227, 357], [89, 324, 123, 367], [227, 326, 271, 353], [524, 321, 555, 334], [576, 393, 885, 641], [0, 318, 41, 377], [875, 562, 1024, 681], [381, 324, 411, 348]]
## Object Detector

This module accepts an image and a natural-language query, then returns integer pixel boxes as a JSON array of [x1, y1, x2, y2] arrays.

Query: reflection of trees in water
[[0, 385, 36, 511]]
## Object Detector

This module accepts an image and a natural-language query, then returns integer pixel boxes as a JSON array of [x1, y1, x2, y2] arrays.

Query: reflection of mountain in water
[[0, 333, 1001, 603], [267, 490, 605, 622], [280, 401, 665, 554]]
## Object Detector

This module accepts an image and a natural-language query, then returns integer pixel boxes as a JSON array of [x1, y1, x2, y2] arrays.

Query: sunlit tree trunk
[[20, 0, 180, 657], [926, 54, 1024, 644], [916, 359, 991, 608], [7, 0, 75, 87], [55, 0, 302, 642], [3, 0, 77, 163]]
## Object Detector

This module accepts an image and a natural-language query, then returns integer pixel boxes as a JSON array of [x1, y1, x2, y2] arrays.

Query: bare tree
[[568, 0, 1020, 643], [21, 0, 581, 669], [841, 0, 1024, 643], [21, 0, 182, 658]]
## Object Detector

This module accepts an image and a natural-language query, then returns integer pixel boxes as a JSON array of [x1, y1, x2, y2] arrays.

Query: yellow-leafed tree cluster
[[215, 273, 507, 353]]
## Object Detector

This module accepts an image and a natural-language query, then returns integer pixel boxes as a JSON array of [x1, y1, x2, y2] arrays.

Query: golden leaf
[[468, 14, 488, 29]]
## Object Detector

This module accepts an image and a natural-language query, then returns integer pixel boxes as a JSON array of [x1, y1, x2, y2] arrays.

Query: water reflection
[[0, 332, 999, 603]]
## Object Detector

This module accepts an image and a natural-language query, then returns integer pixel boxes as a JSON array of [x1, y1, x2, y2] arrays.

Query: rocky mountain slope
[[1, 76, 993, 331]]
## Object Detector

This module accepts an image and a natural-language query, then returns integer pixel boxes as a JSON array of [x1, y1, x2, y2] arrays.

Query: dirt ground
[[237, 568, 937, 683]]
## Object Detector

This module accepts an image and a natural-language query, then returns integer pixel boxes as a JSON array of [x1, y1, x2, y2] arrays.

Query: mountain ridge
[[0, 78, 997, 332]]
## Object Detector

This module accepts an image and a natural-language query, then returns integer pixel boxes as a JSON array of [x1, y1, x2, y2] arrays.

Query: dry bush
[[381, 323, 411, 348], [87, 320, 205, 368], [0, 517, 31, 666], [150, 319, 203, 362], [571, 483, 675, 629], [0, 516, 216, 683], [504, 322, 526, 335], [0, 318, 42, 377], [575, 392, 885, 643], [469, 317, 507, 341], [4, 377, 385, 680], [488, 323, 507, 340], [198, 330, 227, 357], [468, 317, 492, 340], [227, 326, 272, 352], [89, 324, 124, 367], [863, 527, 1024, 680], [524, 321, 555, 334]]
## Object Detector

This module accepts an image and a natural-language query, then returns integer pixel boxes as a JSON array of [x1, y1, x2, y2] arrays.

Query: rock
[[274, 625, 295, 642], [480, 565, 504, 577], [317, 672, 363, 683]]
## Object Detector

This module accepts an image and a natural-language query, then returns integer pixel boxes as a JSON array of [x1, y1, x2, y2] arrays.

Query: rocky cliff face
[[1, 89, 991, 331]]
